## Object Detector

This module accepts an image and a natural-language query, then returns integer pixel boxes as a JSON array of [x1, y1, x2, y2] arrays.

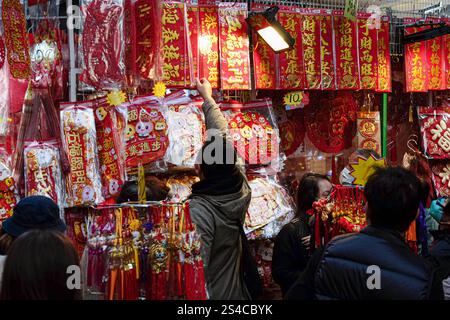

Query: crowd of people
[[0, 79, 449, 300]]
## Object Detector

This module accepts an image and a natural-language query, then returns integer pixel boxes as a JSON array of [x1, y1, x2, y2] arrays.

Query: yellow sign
[[283, 91, 309, 110], [349, 154, 386, 186], [152, 81, 166, 98], [106, 90, 127, 106]]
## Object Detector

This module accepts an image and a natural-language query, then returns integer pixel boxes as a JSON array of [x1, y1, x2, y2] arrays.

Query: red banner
[[320, 11, 336, 90], [218, 2, 251, 90], [404, 18, 428, 92], [426, 18, 445, 90], [357, 13, 378, 90], [187, 4, 199, 81], [301, 9, 322, 90], [198, 4, 219, 88], [162, 1, 190, 87], [334, 10, 360, 90], [277, 7, 305, 90], [251, 3, 276, 89], [377, 16, 391, 92]]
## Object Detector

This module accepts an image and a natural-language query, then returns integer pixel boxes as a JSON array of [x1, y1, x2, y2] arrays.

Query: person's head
[[0, 196, 66, 254], [195, 135, 238, 181], [116, 177, 170, 203], [0, 229, 81, 300], [297, 173, 332, 216], [339, 149, 383, 185], [364, 166, 423, 233]]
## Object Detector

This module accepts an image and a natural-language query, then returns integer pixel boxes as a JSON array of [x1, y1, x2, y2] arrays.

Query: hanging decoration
[[418, 107, 450, 159], [404, 18, 429, 92], [198, 3, 220, 88], [274, 104, 305, 157], [187, 3, 200, 80], [349, 154, 386, 186], [377, 16, 391, 92], [2, 0, 30, 80], [218, 2, 251, 90], [81, 0, 125, 90], [0, 37, 5, 70], [162, 1, 191, 87], [305, 93, 357, 153], [60, 104, 104, 206], [300, 9, 322, 90], [334, 10, 360, 90], [431, 161, 450, 197], [320, 10, 336, 90], [357, 13, 378, 90], [426, 18, 446, 91], [277, 6, 305, 90], [0, 157, 18, 221], [357, 111, 381, 153]]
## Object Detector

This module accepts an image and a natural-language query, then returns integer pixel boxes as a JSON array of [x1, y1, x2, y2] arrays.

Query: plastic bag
[[93, 99, 126, 200], [0, 148, 18, 221], [221, 99, 282, 173], [418, 106, 450, 159], [244, 177, 295, 240], [23, 140, 65, 210], [117, 95, 169, 173], [0, 38, 10, 136], [164, 95, 205, 169], [60, 102, 104, 206], [80, 0, 125, 90], [166, 175, 199, 203]]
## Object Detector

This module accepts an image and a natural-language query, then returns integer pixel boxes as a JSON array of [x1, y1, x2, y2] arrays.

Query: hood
[[190, 180, 251, 223]]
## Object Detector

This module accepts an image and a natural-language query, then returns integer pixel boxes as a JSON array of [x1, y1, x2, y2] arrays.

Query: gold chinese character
[[303, 16, 315, 33], [361, 63, 373, 76], [204, 13, 217, 31], [340, 35, 352, 48], [360, 37, 372, 50], [163, 45, 180, 61], [162, 28, 180, 44], [284, 15, 297, 32], [162, 8, 180, 25]]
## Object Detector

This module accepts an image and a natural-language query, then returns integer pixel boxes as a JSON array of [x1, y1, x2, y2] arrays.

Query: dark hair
[[354, 149, 381, 160], [0, 229, 81, 300], [199, 136, 237, 180], [0, 228, 14, 255], [117, 177, 170, 203], [364, 166, 423, 232], [297, 173, 330, 216]]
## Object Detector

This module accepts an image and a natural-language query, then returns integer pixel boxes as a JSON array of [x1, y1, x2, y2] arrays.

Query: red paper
[[430, 161, 450, 197], [187, 4, 199, 81], [426, 18, 446, 90], [377, 16, 391, 92], [334, 10, 360, 90], [404, 18, 429, 92], [198, 4, 220, 88], [418, 108, 450, 159], [277, 7, 305, 90], [300, 9, 322, 90], [320, 12, 336, 90], [218, 2, 251, 90], [357, 13, 378, 90]]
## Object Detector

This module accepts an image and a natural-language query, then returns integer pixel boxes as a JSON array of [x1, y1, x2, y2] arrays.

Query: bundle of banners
[[308, 185, 366, 247], [0, 150, 18, 220], [82, 203, 206, 300], [244, 177, 295, 240]]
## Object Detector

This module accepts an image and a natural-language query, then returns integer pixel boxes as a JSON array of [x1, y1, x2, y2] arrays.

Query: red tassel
[[194, 260, 207, 300], [184, 263, 195, 300]]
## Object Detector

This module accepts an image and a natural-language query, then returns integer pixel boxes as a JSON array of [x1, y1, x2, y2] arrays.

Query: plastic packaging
[[244, 177, 295, 240], [166, 175, 199, 202], [93, 99, 126, 200], [0, 37, 10, 136], [80, 0, 125, 90], [418, 107, 450, 159], [23, 140, 65, 210], [60, 103, 104, 206], [0, 148, 18, 221], [164, 96, 205, 169]]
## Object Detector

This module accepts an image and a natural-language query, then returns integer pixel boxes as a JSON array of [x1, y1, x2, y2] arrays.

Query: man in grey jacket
[[189, 78, 251, 299]]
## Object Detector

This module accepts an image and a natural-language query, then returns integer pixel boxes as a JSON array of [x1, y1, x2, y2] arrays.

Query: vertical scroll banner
[[357, 13, 378, 90], [218, 2, 251, 90], [334, 10, 360, 90], [445, 19, 450, 90], [187, 3, 200, 81], [320, 10, 336, 90], [404, 18, 428, 92], [198, 4, 220, 88], [277, 6, 305, 90], [251, 3, 277, 90], [300, 9, 322, 90], [377, 16, 391, 92], [426, 18, 446, 90], [162, 1, 190, 87]]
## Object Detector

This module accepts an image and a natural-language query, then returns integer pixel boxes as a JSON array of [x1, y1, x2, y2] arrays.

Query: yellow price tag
[[283, 91, 308, 110]]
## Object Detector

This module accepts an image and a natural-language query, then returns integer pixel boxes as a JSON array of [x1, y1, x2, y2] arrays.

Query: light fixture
[[246, 6, 295, 53]]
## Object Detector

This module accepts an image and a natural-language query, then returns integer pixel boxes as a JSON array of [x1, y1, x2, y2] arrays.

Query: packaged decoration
[[0, 35, 9, 136], [244, 177, 295, 240], [117, 96, 169, 171], [24, 140, 64, 209], [222, 99, 280, 168], [80, 0, 125, 90], [94, 100, 126, 200], [418, 107, 450, 159], [166, 175, 199, 203], [430, 161, 450, 197], [60, 103, 103, 206], [164, 97, 205, 169], [274, 104, 306, 158], [0, 151, 18, 220]]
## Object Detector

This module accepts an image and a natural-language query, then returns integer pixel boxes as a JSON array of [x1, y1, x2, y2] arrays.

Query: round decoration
[[228, 111, 276, 165], [359, 118, 378, 138], [0, 37, 5, 70], [305, 93, 357, 153], [125, 104, 169, 167], [279, 110, 305, 157]]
